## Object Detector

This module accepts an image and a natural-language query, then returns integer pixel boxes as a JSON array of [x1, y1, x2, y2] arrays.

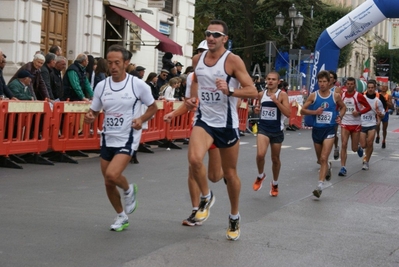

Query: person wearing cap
[[8, 70, 36, 100], [175, 62, 183, 76], [156, 69, 169, 91], [8, 53, 50, 100], [135, 66, 146, 79]]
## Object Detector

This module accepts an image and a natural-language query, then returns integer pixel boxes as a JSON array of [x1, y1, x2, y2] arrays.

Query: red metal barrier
[[140, 100, 166, 143], [238, 101, 249, 132], [164, 101, 193, 141], [0, 100, 52, 168], [50, 102, 103, 163]]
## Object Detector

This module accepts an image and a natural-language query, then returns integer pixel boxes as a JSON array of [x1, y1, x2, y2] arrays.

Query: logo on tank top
[[213, 70, 225, 79], [321, 102, 329, 108]]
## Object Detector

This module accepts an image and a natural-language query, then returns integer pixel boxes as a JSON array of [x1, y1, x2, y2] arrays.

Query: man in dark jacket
[[62, 54, 93, 101], [8, 53, 50, 100], [50, 56, 67, 100], [40, 53, 56, 100]]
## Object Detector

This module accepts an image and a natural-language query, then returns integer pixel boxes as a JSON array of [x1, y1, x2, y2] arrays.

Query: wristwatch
[[228, 87, 235, 96]]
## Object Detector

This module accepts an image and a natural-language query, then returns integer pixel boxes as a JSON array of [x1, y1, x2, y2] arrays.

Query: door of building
[[41, 0, 69, 55]]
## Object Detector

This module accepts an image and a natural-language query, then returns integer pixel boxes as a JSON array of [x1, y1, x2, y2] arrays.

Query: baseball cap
[[175, 62, 183, 67], [136, 66, 145, 71], [197, 40, 208, 51], [18, 70, 34, 79]]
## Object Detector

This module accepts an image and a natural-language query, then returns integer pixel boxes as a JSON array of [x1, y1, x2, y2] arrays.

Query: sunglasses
[[205, 30, 225, 38]]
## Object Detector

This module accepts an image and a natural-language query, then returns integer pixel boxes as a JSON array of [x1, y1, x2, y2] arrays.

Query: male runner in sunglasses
[[186, 20, 257, 240]]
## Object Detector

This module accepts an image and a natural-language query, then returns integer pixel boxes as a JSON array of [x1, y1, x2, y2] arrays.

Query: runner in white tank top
[[186, 20, 258, 241], [84, 45, 157, 232]]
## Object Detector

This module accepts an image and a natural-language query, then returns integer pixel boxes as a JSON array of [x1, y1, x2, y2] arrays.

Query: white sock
[[230, 213, 240, 220], [124, 184, 132, 195], [118, 211, 127, 217], [318, 181, 324, 190], [258, 173, 265, 178], [192, 207, 198, 211], [202, 191, 211, 199], [272, 180, 278, 186]]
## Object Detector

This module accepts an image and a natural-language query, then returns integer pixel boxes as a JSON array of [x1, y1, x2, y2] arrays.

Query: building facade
[[0, 0, 196, 81]]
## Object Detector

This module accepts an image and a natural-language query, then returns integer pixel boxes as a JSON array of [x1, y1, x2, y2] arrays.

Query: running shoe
[[325, 162, 332, 181], [382, 142, 386, 149], [182, 210, 202, 226], [124, 183, 138, 214], [375, 136, 380, 144], [194, 191, 215, 223], [313, 188, 322, 198], [338, 167, 347, 176], [110, 214, 129, 232], [253, 174, 266, 191], [269, 182, 279, 197], [357, 146, 364, 157], [333, 147, 339, 160], [362, 162, 369, 170], [226, 216, 240, 241]]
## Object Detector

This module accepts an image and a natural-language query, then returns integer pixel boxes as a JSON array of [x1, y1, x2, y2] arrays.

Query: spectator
[[175, 74, 187, 100], [167, 66, 178, 80], [156, 69, 169, 90], [93, 58, 108, 90], [175, 62, 183, 76], [8, 70, 36, 100], [183, 66, 194, 74], [86, 55, 95, 87], [40, 52, 56, 99], [145, 72, 159, 100], [62, 54, 93, 101], [8, 53, 50, 100], [0, 51, 17, 100], [162, 52, 175, 72], [50, 56, 67, 100], [49, 45, 62, 56], [135, 66, 146, 79], [126, 63, 136, 74], [161, 77, 179, 100]]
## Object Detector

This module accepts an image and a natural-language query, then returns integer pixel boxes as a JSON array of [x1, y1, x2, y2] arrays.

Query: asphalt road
[[1, 116, 399, 267]]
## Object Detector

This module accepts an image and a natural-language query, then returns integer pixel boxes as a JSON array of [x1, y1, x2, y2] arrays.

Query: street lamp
[[275, 4, 304, 89]]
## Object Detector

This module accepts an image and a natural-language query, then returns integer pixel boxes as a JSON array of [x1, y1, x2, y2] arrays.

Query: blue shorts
[[100, 145, 134, 161], [312, 126, 336, 145], [381, 112, 389, 122], [361, 125, 376, 133], [194, 119, 239, 148], [258, 129, 284, 144]]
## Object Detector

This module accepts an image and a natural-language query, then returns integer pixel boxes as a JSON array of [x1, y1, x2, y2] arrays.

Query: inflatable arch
[[309, 0, 399, 92]]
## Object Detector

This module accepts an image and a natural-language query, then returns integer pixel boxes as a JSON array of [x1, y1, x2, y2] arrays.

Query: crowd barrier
[[2, 99, 246, 169]]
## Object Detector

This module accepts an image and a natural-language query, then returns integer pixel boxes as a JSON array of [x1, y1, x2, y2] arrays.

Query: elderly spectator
[[0, 51, 17, 100], [49, 45, 62, 56], [62, 54, 93, 101], [50, 56, 67, 100], [8, 70, 36, 100], [8, 53, 50, 100], [41, 53, 56, 99], [156, 69, 169, 91], [134, 66, 146, 79], [145, 72, 159, 100]]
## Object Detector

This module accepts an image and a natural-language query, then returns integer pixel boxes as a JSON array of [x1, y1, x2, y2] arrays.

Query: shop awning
[[110, 6, 183, 55]]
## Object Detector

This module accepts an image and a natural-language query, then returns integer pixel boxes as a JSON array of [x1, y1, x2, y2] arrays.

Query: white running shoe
[[110, 215, 129, 232], [124, 183, 138, 214], [362, 162, 369, 170]]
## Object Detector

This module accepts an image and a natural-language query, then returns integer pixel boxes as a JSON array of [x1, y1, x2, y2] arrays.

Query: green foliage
[[374, 43, 399, 83], [193, 0, 353, 72]]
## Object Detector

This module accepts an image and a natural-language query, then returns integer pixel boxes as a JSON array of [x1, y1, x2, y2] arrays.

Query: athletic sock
[[272, 180, 278, 186], [202, 192, 211, 200], [318, 181, 324, 190], [124, 184, 132, 195], [118, 211, 127, 217], [258, 173, 265, 178], [229, 213, 240, 220]]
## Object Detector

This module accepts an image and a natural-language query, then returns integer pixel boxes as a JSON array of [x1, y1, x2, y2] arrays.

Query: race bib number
[[105, 115, 125, 130], [261, 107, 277, 120], [361, 114, 373, 122], [345, 100, 355, 115], [316, 111, 333, 124], [200, 91, 221, 104]]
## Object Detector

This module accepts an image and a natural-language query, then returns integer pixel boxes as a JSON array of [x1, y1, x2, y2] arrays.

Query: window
[[162, 0, 174, 14]]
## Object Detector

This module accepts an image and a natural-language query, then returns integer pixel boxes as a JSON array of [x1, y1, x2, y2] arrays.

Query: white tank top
[[91, 74, 154, 148], [194, 50, 240, 128]]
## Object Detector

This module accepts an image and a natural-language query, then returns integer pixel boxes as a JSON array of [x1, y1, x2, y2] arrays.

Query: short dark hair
[[317, 70, 330, 81], [45, 53, 56, 64], [49, 45, 60, 54], [209, 20, 228, 35], [107, 44, 130, 61], [367, 80, 377, 86], [346, 77, 356, 83], [328, 70, 337, 80]]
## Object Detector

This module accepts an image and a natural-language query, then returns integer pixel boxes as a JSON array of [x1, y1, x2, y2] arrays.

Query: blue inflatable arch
[[309, 0, 399, 92]]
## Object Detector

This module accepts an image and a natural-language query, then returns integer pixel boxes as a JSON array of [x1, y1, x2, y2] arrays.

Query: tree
[[193, 0, 353, 73], [374, 43, 399, 83]]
